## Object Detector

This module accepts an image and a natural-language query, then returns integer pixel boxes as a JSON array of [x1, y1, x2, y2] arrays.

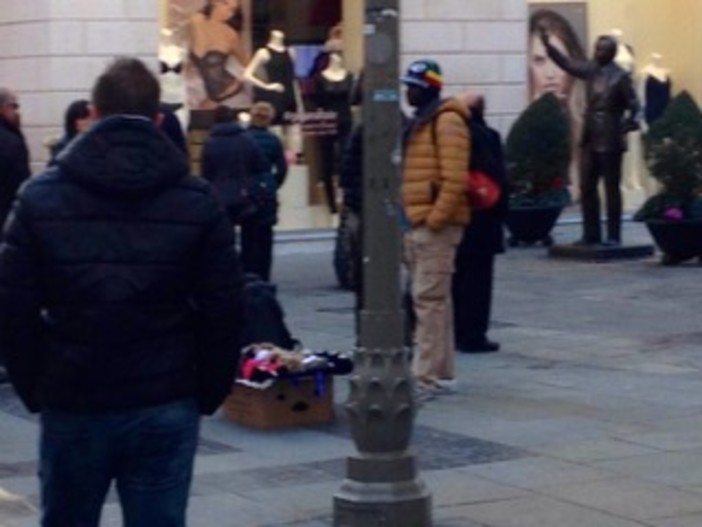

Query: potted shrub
[[504, 93, 572, 247], [634, 91, 702, 265]]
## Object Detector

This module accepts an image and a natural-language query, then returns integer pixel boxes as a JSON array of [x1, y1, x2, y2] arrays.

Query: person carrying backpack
[[201, 105, 270, 280], [400, 60, 471, 401], [245, 102, 288, 282], [452, 93, 509, 353]]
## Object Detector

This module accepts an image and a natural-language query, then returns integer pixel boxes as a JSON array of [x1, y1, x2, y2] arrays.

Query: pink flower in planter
[[663, 207, 684, 220]]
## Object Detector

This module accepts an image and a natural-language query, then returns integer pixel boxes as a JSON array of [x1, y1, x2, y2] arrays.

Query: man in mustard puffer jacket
[[400, 60, 471, 401]]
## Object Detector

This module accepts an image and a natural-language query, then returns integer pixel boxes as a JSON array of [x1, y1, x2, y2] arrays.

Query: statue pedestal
[[549, 243, 655, 262]]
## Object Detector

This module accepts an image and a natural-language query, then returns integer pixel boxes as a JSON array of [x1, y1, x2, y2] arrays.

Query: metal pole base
[[333, 453, 432, 527]]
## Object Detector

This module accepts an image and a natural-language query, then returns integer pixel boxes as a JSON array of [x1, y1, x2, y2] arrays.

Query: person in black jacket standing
[[245, 101, 288, 281], [0, 58, 243, 526], [48, 99, 92, 165], [202, 106, 270, 280], [0, 87, 30, 233], [452, 94, 508, 353], [0, 87, 30, 382]]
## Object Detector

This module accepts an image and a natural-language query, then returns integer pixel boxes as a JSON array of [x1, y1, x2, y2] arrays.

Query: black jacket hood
[[58, 115, 189, 197], [209, 122, 247, 138]]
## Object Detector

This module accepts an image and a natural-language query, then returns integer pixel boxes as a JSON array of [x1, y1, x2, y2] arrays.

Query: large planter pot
[[646, 219, 702, 265], [506, 205, 564, 247]]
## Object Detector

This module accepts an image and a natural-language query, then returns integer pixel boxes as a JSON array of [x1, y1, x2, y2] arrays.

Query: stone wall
[[0, 0, 159, 171], [401, 0, 528, 136]]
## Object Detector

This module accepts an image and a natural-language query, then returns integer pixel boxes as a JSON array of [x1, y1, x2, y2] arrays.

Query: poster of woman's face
[[166, 0, 253, 110], [528, 4, 588, 198], [528, 4, 587, 103]]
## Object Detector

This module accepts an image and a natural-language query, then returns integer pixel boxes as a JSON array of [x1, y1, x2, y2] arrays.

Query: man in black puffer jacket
[[0, 87, 30, 234], [0, 87, 30, 381], [0, 58, 243, 526]]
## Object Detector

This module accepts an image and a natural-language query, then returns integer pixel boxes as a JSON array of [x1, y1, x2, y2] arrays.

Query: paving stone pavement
[[2, 221, 702, 526]]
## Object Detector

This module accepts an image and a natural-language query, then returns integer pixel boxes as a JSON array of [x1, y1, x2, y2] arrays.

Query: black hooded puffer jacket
[[0, 116, 243, 414]]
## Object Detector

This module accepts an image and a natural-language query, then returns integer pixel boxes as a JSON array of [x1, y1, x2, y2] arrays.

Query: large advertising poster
[[529, 3, 588, 196], [164, 0, 253, 111]]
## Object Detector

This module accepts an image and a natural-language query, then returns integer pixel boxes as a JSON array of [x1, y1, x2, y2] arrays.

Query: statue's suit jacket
[[545, 43, 640, 153]]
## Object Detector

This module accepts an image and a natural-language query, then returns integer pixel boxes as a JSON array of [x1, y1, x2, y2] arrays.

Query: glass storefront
[[528, 0, 702, 207], [160, 0, 355, 231]]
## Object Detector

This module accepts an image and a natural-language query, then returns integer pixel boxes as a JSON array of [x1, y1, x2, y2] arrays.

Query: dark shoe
[[0, 366, 8, 384], [573, 238, 600, 247], [601, 239, 621, 247], [458, 340, 500, 353]]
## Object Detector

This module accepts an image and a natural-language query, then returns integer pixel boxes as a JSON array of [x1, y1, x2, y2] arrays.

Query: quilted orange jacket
[[401, 97, 471, 230]]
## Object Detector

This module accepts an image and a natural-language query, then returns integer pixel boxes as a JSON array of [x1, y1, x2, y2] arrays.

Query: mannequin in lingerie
[[640, 53, 672, 127], [639, 53, 671, 196], [313, 52, 353, 215], [159, 29, 188, 130], [244, 30, 300, 126], [610, 28, 642, 192], [610, 28, 635, 74]]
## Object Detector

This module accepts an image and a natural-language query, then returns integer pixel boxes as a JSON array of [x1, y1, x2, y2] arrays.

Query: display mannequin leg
[[318, 135, 338, 214]]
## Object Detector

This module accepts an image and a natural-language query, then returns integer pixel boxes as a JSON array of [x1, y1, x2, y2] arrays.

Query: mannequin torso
[[245, 31, 299, 124], [641, 61, 669, 83], [159, 37, 187, 106], [641, 55, 671, 125], [321, 54, 349, 83], [314, 53, 353, 133], [159, 29, 189, 129], [611, 29, 635, 74], [244, 30, 294, 92]]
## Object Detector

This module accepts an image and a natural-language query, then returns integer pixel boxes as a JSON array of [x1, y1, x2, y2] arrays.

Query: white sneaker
[[435, 378, 458, 394], [414, 382, 437, 403]]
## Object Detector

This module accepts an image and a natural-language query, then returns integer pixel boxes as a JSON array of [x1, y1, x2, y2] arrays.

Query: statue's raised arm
[[539, 25, 596, 80]]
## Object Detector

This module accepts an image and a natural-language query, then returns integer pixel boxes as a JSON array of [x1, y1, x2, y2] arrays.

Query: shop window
[[161, 0, 353, 231]]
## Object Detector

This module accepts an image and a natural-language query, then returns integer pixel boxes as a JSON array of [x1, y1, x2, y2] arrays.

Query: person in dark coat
[[0, 87, 30, 233], [201, 105, 269, 280], [0, 87, 30, 379], [159, 102, 188, 154], [245, 101, 288, 281], [48, 99, 92, 165], [339, 122, 363, 281], [0, 58, 243, 525], [452, 94, 508, 353]]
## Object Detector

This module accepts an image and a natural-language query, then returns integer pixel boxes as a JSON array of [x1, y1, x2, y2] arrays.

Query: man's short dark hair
[[92, 58, 160, 119]]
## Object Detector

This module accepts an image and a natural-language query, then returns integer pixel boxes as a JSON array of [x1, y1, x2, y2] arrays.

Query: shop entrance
[[161, 0, 353, 231]]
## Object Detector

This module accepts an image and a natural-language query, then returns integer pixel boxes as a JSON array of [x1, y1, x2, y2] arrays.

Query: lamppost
[[333, 1, 432, 525]]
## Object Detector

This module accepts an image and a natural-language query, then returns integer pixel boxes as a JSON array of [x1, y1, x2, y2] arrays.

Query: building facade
[[3, 0, 692, 229]]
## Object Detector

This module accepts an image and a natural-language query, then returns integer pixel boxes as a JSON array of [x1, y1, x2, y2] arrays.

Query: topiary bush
[[505, 93, 571, 208], [635, 91, 702, 221]]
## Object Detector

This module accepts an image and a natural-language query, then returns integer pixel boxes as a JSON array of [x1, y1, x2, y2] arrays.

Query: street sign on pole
[[333, 1, 432, 526]]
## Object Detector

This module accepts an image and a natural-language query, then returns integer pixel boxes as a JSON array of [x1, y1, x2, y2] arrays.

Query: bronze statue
[[540, 28, 640, 246]]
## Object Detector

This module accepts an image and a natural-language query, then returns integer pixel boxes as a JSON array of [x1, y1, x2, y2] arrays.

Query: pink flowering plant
[[635, 91, 702, 222]]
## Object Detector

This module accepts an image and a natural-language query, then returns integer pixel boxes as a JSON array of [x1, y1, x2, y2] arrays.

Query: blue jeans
[[40, 399, 200, 527]]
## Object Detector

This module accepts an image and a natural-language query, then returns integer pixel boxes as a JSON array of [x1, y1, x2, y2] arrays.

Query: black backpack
[[468, 119, 504, 187]]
